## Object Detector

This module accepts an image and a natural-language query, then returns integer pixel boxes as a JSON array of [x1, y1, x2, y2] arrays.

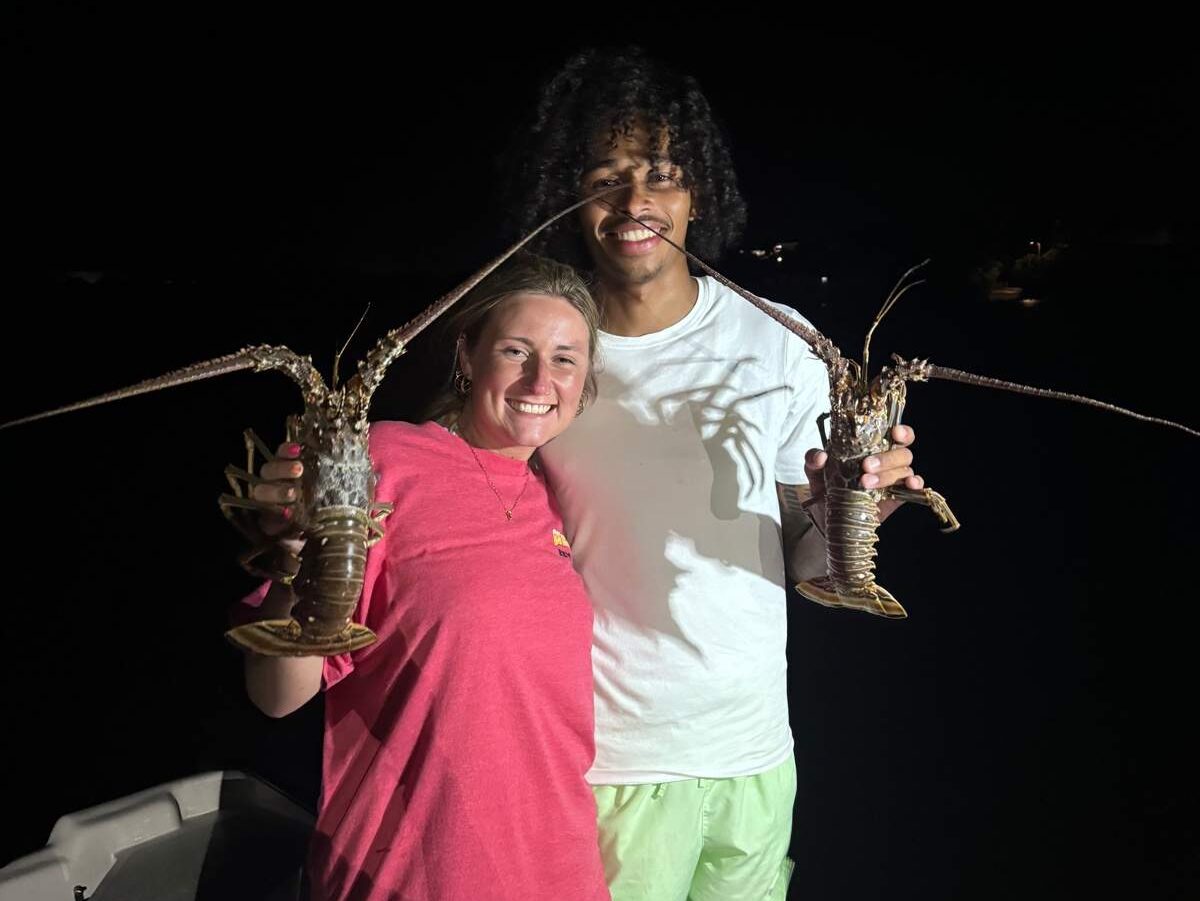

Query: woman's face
[[458, 292, 591, 461]]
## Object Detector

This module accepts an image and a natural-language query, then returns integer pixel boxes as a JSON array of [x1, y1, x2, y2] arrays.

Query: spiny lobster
[[628, 217, 1199, 618], [0, 187, 621, 655]]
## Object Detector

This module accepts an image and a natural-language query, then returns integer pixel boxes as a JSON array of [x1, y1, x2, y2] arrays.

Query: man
[[513, 48, 923, 900]]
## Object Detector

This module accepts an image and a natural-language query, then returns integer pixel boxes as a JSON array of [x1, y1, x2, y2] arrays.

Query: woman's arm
[[242, 582, 323, 717]]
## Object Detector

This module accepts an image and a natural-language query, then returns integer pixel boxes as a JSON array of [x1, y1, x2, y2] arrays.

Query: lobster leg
[[816, 412, 831, 449], [237, 543, 302, 584], [218, 484, 302, 583], [886, 486, 961, 533], [244, 428, 278, 466], [798, 412, 833, 540], [224, 464, 263, 494], [365, 502, 394, 547], [219, 473, 288, 538], [219, 493, 284, 513], [218, 427, 295, 543]]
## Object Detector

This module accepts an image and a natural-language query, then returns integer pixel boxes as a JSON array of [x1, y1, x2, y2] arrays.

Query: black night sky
[[5, 15, 1199, 899]]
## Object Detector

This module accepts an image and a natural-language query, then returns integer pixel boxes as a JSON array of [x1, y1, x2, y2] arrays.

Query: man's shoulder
[[700, 276, 823, 341]]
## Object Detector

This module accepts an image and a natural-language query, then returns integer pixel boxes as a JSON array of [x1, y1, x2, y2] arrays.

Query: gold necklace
[[465, 442, 531, 521]]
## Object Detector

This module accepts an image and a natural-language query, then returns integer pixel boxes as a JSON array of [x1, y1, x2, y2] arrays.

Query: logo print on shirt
[[552, 529, 572, 559]]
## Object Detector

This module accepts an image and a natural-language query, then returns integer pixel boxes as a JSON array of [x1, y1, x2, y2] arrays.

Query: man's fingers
[[863, 446, 913, 474], [803, 448, 827, 476], [861, 467, 916, 490]]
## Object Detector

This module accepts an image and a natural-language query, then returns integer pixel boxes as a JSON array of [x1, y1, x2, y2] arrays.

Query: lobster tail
[[796, 485, 908, 619], [220, 416, 387, 656], [225, 504, 379, 656], [796, 577, 907, 619]]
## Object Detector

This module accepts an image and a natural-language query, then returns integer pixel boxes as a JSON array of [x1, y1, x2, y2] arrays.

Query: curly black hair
[[506, 46, 747, 271]]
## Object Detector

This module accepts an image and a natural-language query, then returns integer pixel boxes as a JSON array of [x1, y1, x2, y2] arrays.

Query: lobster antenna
[[332, 303, 372, 389], [0, 351, 263, 430], [2, 188, 631, 434], [863, 260, 929, 381], [923, 363, 1200, 439]]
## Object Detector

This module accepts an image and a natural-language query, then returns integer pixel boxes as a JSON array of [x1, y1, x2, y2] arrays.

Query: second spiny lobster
[[630, 220, 1199, 618]]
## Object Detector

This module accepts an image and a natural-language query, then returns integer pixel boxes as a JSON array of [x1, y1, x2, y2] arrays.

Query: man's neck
[[595, 263, 698, 338]]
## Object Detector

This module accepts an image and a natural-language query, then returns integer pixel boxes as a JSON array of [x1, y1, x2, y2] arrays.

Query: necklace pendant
[[464, 441, 529, 523]]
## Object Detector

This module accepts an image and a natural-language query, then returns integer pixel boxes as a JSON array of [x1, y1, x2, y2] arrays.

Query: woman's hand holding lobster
[[253, 442, 305, 534], [240, 441, 326, 703], [246, 442, 308, 593]]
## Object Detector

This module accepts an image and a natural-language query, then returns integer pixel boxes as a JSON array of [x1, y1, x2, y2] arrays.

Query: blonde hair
[[425, 253, 600, 425]]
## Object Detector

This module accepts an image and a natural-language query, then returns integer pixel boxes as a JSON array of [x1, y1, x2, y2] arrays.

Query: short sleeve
[[230, 581, 272, 629], [773, 305, 831, 485]]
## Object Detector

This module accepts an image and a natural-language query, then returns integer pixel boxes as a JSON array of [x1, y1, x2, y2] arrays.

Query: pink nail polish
[[286, 443, 302, 456]]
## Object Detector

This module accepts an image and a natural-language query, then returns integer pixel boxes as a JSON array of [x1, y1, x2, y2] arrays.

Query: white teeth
[[614, 228, 657, 242], [510, 401, 553, 414]]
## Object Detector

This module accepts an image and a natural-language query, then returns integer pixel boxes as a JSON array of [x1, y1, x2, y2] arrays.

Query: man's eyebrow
[[582, 154, 678, 172]]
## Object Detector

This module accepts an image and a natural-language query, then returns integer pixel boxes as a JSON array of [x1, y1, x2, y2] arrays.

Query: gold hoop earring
[[454, 369, 472, 396], [576, 393, 588, 417]]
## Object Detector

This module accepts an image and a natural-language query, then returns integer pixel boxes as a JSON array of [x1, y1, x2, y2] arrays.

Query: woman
[[237, 254, 609, 901]]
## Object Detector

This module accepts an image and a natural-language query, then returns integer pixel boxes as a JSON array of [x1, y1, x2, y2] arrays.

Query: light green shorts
[[592, 756, 796, 901]]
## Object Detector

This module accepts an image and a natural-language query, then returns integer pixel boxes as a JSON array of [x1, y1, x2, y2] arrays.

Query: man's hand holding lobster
[[777, 424, 921, 587], [803, 424, 922, 529]]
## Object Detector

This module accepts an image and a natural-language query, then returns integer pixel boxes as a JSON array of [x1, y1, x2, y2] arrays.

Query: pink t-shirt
[[249, 421, 607, 901]]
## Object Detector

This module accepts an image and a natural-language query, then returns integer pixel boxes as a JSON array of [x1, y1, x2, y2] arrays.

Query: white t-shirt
[[540, 275, 831, 783]]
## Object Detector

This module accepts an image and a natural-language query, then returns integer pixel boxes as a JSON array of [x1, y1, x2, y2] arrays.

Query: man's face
[[577, 124, 693, 288]]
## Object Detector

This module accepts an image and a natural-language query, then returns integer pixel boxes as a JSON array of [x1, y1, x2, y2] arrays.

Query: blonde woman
[[237, 255, 609, 901]]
